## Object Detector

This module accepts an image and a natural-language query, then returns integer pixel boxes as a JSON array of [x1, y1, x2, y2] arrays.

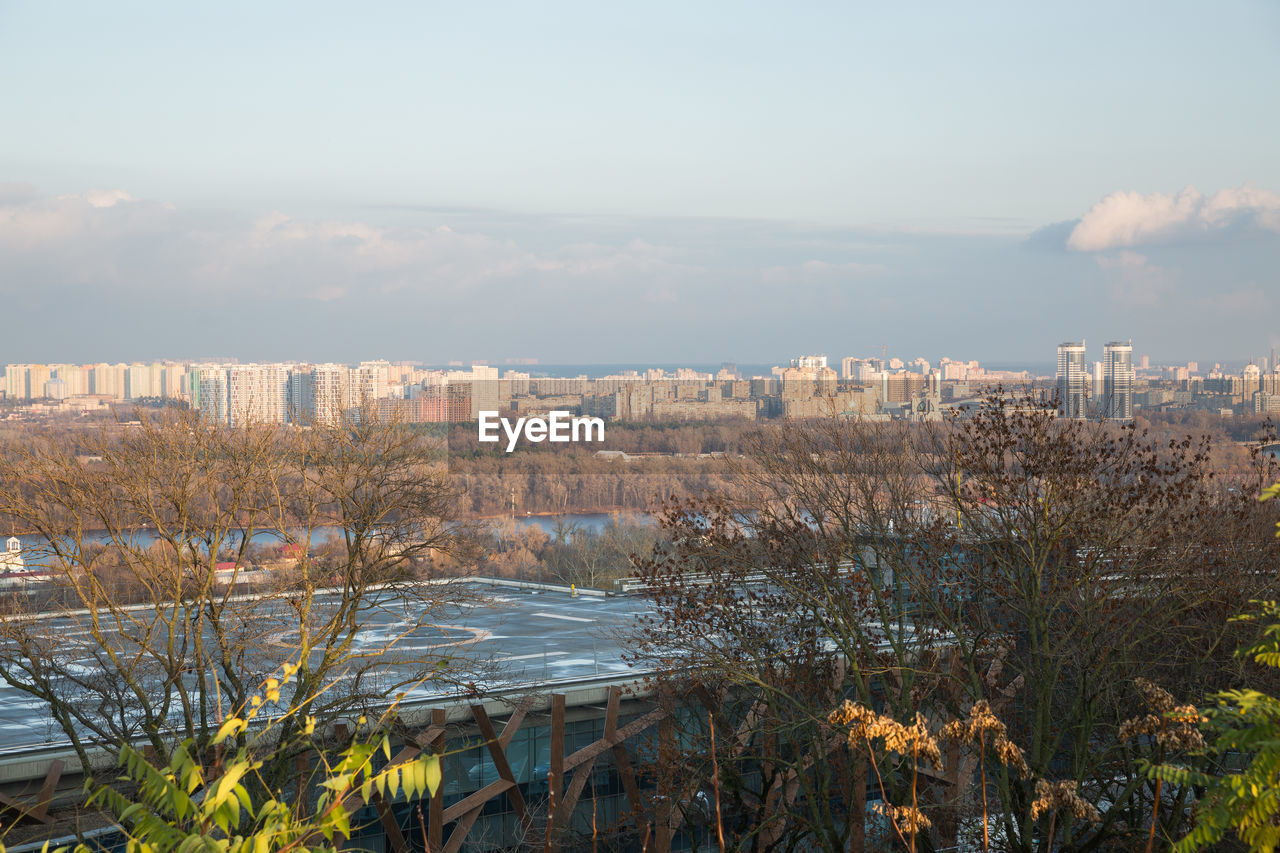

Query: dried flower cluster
[[872, 802, 932, 833], [1119, 678, 1206, 751], [939, 699, 1030, 777], [829, 699, 882, 743], [831, 700, 941, 849], [1134, 677, 1176, 714], [1030, 779, 1102, 824], [829, 701, 942, 767]]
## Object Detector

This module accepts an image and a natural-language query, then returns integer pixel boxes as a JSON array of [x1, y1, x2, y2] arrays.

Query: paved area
[[0, 582, 654, 753]]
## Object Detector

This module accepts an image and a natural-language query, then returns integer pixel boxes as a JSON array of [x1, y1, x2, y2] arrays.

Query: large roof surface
[[0, 582, 652, 754]]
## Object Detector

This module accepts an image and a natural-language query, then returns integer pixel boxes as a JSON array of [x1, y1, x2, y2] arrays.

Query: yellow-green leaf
[[424, 755, 441, 797], [212, 717, 248, 746]]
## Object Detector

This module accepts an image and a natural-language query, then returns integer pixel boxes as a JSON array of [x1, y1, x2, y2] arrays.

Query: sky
[[1, 1, 1278, 366]]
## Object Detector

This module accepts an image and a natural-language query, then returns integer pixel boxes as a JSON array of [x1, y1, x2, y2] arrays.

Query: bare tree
[[905, 396, 1280, 851], [0, 407, 486, 788], [626, 417, 954, 852], [627, 398, 1280, 851]]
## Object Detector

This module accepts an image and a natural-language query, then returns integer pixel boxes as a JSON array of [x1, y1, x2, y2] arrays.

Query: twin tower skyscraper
[[1056, 340, 1134, 420]]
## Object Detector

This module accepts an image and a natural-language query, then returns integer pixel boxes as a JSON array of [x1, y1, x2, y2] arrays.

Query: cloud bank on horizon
[[0, 183, 1276, 365], [1066, 185, 1280, 253]]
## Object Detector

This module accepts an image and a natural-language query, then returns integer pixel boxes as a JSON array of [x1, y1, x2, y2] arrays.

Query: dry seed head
[[1118, 714, 1162, 742], [872, 802, 932, 834], [878, 713, 943, 767], [829, 700, 882, 746], [1030, 779, 1101, 824], [939, 718, 969, 743], [1119, 697, 1206, 752], [940, 700, 1008, 745], [1160, 704, 1206, 751], [969, 700, 1007, 738], [1134, 677, 1176, 714], [993, 735, 1029, 777], [831, 703, 942, 767], [1169, 704, 1203, 726]]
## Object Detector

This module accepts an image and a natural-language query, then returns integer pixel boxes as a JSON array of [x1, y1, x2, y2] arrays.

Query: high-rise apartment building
[[194, 365, 229, 424], [5, 365, 29, 400], [842, 357, 883, 382], [446, 365, 499, 419], [356, 360, 391, 404], [1243, 362, 1262, 397], [1056, 341, 1089, 418], [126, 363, 153, 399], [161, 363, 186, 399], [310, 363, 352, 425], [1102, 341, 1134, 420], [288, 365, 314, 422], [226, 364, 289, 426], [91, 363, 127, 400], [51, 364, 89, 397], [26, 364, 51, 400], [5, 361, 197, 401], [502, 370, 531, 399], [791, 355, 828, 371]]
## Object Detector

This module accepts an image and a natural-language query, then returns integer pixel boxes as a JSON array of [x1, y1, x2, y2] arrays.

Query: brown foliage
[[0, 408, 485, 788]]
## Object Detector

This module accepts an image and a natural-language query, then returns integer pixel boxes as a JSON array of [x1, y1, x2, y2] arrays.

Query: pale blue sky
[[1, 1, 1278, 363]]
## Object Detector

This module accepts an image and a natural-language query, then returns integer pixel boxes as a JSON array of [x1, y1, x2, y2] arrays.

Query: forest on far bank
[[443, 411, 1277, 517]]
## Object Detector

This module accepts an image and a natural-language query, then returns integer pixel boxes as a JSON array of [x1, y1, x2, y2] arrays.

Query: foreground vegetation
[[627, 396, 1280, 851], [0, 408, 483, 793], [0, 399, 1278, 850]]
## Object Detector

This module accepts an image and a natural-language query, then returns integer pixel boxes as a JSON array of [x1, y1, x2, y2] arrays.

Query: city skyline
[[2, 3, 1278, 362], [6, 342, 1277, 421]]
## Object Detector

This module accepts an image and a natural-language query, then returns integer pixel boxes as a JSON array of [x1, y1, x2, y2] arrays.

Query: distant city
[[3, 343, 1279, 425]]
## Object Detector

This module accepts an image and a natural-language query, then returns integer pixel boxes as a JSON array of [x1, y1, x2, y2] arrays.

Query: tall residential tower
[[1056, 341, 1088, 418], [1102, 341, 1134, 420]]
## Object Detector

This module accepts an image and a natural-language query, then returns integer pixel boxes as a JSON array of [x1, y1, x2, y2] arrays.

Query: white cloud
[[0, 189, 164, 251], [78, 188, 136, 209], [1067, 184, 1280, 252], [0, 187, 688, 301], [759, 259, 885, 284]]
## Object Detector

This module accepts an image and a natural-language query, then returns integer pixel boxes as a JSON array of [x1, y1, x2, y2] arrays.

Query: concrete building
[[356, 360, 392, 404], [1056, 341, 1089, 418], [0, 538, 22, 574], [1102, 341, 1134, 420], [447, 365, 500, 419], [50, 364, 89, 397], [502, 370, 531, 400], [227, 364, 289, 426], [790, 355, 828, 371], [310, 363, 353, 425], [287, 365, 315, 423], [1255, 392, 1280, 414], [90, 363, 126, 400], [193, 365, 229, 424], [161, 363, 187, 399], [125, 363, 154, 399]]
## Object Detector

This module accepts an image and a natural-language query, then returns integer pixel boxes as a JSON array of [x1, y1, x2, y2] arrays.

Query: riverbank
[[5, 511, 658, 555]]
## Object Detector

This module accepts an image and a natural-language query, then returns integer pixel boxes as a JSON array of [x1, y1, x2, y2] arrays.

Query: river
[[6, 512, 656, 562]]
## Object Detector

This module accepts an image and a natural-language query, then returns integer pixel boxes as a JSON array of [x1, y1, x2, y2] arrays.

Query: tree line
[[1, 399, 1279, 850], [0, 408, 487, 803], [623, 395, 1280, 851]]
